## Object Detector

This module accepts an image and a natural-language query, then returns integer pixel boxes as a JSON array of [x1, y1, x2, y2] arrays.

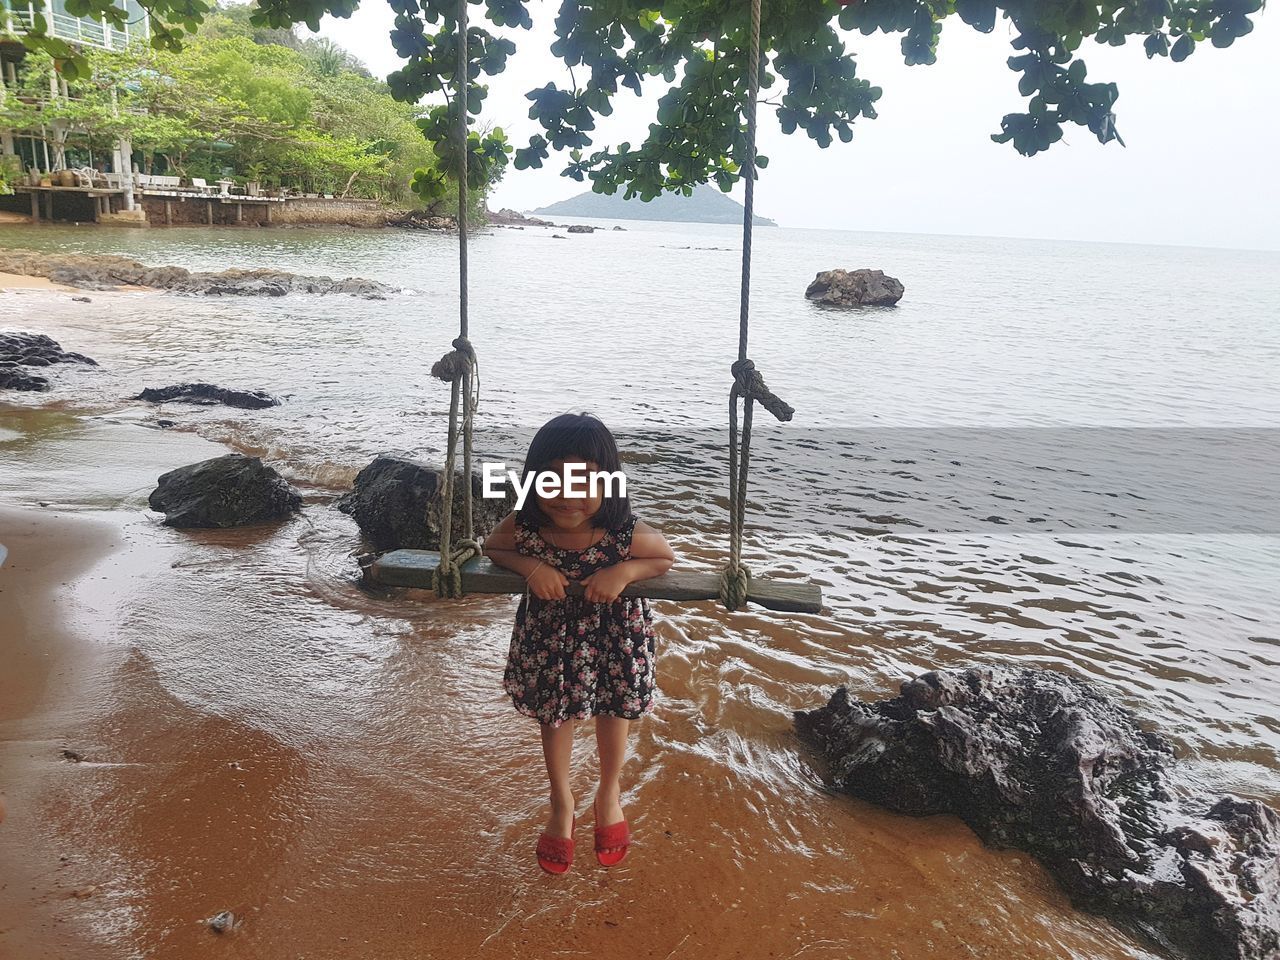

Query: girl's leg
[[593, 714, 630, 828], [540, 720, 576, 838]]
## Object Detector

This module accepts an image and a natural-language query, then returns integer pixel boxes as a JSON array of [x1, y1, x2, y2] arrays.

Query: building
[[1, 0, 150, 178]]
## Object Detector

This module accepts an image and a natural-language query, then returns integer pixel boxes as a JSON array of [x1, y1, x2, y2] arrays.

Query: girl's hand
[[527, 563, 569, 601], [581, 565, 632, 603]]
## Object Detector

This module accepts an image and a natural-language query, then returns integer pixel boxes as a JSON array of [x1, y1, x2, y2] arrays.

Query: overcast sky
[[317, 4, 1278, 251]]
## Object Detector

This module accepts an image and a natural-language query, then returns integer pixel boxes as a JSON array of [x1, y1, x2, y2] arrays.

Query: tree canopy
[[7, 0, 1264, 201], [0, 10, 452, 201]]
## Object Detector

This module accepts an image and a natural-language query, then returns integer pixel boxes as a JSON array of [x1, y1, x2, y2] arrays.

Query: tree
[[9, 0, 1264, 200]]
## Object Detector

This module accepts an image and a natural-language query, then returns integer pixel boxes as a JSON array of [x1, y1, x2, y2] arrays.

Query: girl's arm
[[581, 521, 675, 602], [484, 512, 569, 599]]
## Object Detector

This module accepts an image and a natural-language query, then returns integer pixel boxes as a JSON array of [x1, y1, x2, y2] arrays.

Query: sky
[[316, 3, 1279, 251]]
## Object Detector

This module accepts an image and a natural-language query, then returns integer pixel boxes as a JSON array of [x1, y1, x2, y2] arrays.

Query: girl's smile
[[541, 458, 604, 531]]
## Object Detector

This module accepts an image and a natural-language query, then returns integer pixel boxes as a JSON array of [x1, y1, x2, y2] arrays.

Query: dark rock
[[0, 332, 97, 390], [0, 368, 48, 391], [155, 419, 176, 428], [149, 453, 301, 528], [72, 296, 91, 303], [133, 383, 281, 410], [552, 234, 567, 240], [794, 666, 1280, 960], [612, 225, 626, 231], [566, 224, 595, 234], [335, 455, 514, 552], [805, 268, 904, 307]]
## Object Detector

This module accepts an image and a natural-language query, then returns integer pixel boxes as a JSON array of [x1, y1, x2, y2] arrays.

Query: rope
[[720, 0, 794, 611], [429, 0, 481, 599]]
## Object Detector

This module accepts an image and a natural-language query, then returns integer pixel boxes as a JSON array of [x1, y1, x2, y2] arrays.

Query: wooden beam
[[370, 550, 823, 614], [29, 189, 39, 222]]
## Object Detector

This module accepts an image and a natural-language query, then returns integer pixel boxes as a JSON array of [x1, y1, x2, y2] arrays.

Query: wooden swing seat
[[369, 550, 823, 613]]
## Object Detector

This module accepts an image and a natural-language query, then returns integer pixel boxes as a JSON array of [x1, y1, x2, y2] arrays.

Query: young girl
[[484, 413, 674, 874]]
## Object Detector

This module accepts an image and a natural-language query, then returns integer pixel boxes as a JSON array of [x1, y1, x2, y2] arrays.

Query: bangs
[[517, 412, 632, 529]]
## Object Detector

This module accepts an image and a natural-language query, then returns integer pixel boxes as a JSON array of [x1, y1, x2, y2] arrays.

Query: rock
[[794, 666, 1280, 960], [206, 910, 237, 934], [804, 268, 904, 307], [61, 749, 84, 762], [0, 331, 98, 367], [133, 383, 281, 410], [552, 234, 567, 240], [612, 225, 626, 231], [72, 296, 91, 303], [0, 251, 397, 299], [0, 368, 49, 391], [486, 207, 554, 227], [72, 885, 98, 899], [386, 210, 457, 231], [566, 224, 595, 234], [335, 455, 514, 552], [149, 453, 301, 528]]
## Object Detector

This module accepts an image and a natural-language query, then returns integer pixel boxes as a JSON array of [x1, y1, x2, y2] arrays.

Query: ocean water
[[2, 219, 1278, 958]]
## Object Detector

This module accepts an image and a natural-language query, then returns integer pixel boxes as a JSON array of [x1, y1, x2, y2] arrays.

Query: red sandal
[[536, 815, 576, 874], [593, 799, 630, 867]]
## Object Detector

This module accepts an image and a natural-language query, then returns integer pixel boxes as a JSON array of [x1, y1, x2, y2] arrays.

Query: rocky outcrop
[[336, 455, 514, 552], [805, 268, 904, 307], [149, 453, 301, 528], [566, 224, 595, 234], [133, 383, 281, 410], [0, 251, 397, 299], [386, 210, 457, 231], [794, 666, 1280, 960], [1, 332, 98, 391], [487, 208, 554, 228]]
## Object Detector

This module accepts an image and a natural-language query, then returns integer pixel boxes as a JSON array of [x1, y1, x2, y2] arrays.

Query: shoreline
[[0, 504, 125, 958]]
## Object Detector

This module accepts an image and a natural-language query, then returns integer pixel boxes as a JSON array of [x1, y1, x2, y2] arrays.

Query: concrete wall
[[139, 195, 388, 228]]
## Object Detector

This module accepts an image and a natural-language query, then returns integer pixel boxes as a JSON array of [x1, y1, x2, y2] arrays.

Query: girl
[[484, 412, 675, 874]]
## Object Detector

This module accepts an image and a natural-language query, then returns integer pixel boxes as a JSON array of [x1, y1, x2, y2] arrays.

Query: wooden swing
[[367, 0, 823, 616]]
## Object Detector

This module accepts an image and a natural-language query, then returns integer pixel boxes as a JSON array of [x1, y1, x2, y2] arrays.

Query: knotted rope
[[428, 0, 481, 599], [720, 0, 794, 611]]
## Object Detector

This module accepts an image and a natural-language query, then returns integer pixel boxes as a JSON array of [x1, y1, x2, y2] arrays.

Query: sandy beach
[[0, 270, 72, 291]]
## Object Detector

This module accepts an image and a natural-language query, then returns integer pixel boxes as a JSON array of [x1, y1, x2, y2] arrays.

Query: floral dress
[[502, 514, 657, 727]]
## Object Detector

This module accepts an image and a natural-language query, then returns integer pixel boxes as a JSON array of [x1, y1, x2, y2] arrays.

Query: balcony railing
[[2, 3, 148, 51]]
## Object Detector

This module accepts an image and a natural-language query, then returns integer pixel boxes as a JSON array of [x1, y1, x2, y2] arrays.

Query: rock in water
[[133, 383, 281, 409], [336, 455, 514, 551], [1, 332, 98, 391], [149, 454, 301, 528], [566, 224, 596, 234], [805, 268, 904, 307], [793, 666, 1280, 960]]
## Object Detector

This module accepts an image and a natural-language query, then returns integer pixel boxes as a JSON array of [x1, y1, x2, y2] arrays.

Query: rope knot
[[730, 357, 794, 423], [432, 338, 477, 383], [719, 561, 752, 611]]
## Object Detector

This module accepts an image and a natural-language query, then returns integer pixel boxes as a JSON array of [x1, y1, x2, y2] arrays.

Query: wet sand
[[0, 402, 1163, 959]]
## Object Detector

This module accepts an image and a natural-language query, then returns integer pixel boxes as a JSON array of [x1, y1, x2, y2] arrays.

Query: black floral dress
[[502, 514, 657, 727]]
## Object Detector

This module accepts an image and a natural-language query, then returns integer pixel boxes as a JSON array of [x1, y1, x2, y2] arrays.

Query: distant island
[[534, 184, 776, 226]]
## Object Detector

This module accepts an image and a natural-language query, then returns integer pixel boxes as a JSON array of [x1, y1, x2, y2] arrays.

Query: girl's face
[[539, 457, 604, 530]]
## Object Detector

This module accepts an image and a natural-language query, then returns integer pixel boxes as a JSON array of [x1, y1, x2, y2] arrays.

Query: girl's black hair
[[517, 412, 632, 530]]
